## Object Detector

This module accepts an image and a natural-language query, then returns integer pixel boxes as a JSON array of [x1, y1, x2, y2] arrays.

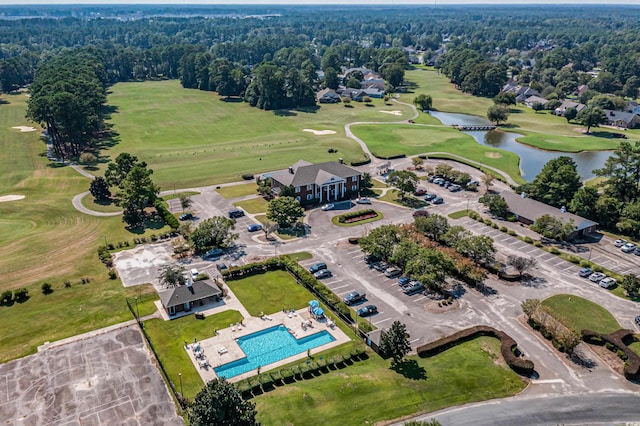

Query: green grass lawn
[[282, 251, 313, 261], [80, 194, 123, 213], [541, 294, 621, 334], [144, 310, 243, 399], [378, 189, 428, 209], [225, 270, 311, 316], [448, 210, 470, 219], [254, 214, 298, 240], [351, 124, 523, 183], [628, 338, 640, 357], [254, 336, 525, 425], [216, 184, 258, 199], [162, 191, 200, 201], [100, 81, 417, 188], [234, 197, 268, 214]]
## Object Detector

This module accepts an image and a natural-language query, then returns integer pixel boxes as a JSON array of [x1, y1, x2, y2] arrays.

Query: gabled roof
[[270, 161, 361, 188], [555, 101, 586, 112], [317, 88, 340, 99], [501, 191, 598, 231], [525, 96, 548, 105], [603, 109, 639, 124], [159, 279, 221, 309]]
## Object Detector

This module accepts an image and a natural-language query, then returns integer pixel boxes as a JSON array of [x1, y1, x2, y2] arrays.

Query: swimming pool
[[214, 325, 335, 379]]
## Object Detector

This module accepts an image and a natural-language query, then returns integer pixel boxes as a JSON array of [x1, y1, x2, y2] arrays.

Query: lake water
[[429, 111, 612, 181]]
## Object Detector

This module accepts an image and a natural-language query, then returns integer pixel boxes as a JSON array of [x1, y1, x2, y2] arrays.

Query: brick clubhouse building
[[269, 160, 362, 204]]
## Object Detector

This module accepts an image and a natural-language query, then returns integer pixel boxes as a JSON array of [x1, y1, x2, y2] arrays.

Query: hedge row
[[337, 209, 376, 223], [350, 157, 371, 167], [154, 199, 179, 230], [371, 152, 406, 160], [235, 348, 368, 399], [97, 245, 113, 267], [416, 325, 535, 376], [582, 329, 640, 380]]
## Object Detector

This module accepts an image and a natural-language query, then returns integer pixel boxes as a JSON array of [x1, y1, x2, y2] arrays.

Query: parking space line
[[331, 284, 350, 290], [409, 338, 421, 344], [336, 290, 354, 296], [347, 249, 362, 255], [372, 317, 392, 325], [413, 296, 427, 302]]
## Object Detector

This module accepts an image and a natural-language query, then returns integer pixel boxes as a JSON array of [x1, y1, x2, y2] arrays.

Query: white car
[[621, 243, 637, 253], [190, 268, 199, 279], [599, 277, 617, 289], [321, 203, 335, 211], [614, 239, 628, 247], [356, 197, 372, 204], [589, 272, 606, 283]]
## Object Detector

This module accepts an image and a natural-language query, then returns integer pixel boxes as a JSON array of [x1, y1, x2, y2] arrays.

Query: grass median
[[541, 294, 620, 334]]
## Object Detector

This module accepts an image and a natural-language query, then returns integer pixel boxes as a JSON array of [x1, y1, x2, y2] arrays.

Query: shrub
[[550, 247, 560, 255], [605, 342, 615, 351], [108, 270, 117, 280], [154, 199, 179, 230], [492, 223, 499, 229], [617, 349, 628, 360], [579, 260, 592, 268], [241, 173, 254, 180], [359, 321, 374, 333], [337, 209, 377, 224], [524, 236, 533, 243], [13, 287, 29, 302], [1, 290, 12, 304], [350, 158, 371, 167], [567, 255, 580, 264], [534, 240, 543, 247], [483, 218, 493, 226], [41, 282, 53, 295], [593, 265, 604, 273], [500, 226, 508, 232], [507, 230, 517, 236]]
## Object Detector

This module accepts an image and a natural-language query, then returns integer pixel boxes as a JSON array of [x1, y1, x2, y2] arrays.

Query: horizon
[[0, 0, 638, 5]]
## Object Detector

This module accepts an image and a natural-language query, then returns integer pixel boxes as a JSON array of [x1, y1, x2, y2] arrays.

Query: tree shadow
[[273, 110, 297, 117], [365, 103, 375, 107], [391, 359, 427, 380], [522, 276, 547, 288], [219, 97, 243, 103]]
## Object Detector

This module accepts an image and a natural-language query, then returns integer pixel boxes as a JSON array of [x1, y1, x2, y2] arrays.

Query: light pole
[[178, 372, 183, 396], [588, 247, 592, 262]]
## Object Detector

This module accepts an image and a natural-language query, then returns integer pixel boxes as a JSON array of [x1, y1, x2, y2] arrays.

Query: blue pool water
[[214, 325, 335, 379]]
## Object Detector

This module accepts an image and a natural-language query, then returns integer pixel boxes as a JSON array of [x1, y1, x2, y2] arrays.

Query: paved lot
[[0, 326, 182, 426]]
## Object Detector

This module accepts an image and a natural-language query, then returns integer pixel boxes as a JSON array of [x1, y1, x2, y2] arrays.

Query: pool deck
[[185, 307, 351, 383]]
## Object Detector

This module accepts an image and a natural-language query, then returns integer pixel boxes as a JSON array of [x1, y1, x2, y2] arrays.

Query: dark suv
[[343, 291, 366, 305], [229, 208, 245, 218]]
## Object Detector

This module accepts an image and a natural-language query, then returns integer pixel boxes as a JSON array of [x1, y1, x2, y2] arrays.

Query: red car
[[414, 188, 427, 196]]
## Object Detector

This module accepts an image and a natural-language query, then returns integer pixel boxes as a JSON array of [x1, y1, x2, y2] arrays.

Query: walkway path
[[71, 191, 122, 217]]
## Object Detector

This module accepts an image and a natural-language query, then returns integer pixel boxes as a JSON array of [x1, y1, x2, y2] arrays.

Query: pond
[[429, 111, 612, 181]]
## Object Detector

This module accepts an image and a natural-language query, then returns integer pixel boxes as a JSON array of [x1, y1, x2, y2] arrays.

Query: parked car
[[373, 262, 389, 272], [468, 179, 480, 186], [179, 212, 193, 221], [448, 184, 462, 192], [356, 197, 372, 204], [384, 267, 403, 278], [321, 203, 335, 211], [313, 269, 332, 279], [635, 315, 640, 327], [400, 279, 421, 289], [424, 193, 438, 201], [599, 277, 617, 289], [357, 305, 378, 317], [403, 281, 424, 294], [203, 248, 224, 259], [589, 272, 606, 282], [578, 267, 593, 278], [433, 178, 444, 185], [247, 223, 262, 232], [364, 254, 380, 264], [431, 197, 444, 204], [635, 247, 640, 256], [190, 268, 199, 279], [398, 276, 411, 286], [614, 239, 628, 247], [414, 188, 427, 196], [343, 291, 366, 305], [228, 208, 245, 218], [308, 262, 327, 273], [216, 263, 228, 271], [621, 243, 637, 253], [427, 175, 436, 183]]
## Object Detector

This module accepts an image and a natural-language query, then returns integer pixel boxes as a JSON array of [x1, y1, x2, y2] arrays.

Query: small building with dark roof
[[269, 160, 362, 204], [501, 191, 598, 239], [159, 279, 222, 317]]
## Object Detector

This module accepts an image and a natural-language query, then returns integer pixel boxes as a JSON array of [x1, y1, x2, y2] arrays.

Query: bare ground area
[[0, 325, 183, 426]]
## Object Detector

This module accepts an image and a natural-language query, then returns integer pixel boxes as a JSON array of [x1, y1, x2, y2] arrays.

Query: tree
[[415, 214, 450, 241], [413, 93, 433, 111], [411, 156, 424, 169], [262, 220, 279, 240], [179, 194, 193, 213], [564, 107, 578, 123], [118, 164, 159, 215], [487, 104, 510, 125], [442, 225, 471, 250], [521, 298, 541, 319], [617, 201, 640, 238], [530, 214, 576, 241], [189, 378, 259, 426], [568, 187, 600, 220], [481, 173, 495, 191], [190, 216, 238, 253], [493, 91, 516, 106], [324, 67, 339, 90], [360, 172, 373, 191], [341, 96, 352, 106], [266, 196, 304, 228], [122, 203, 145, 228], [406, 247, 454, 290], [576, 105, 606, 133], [620, 274, 640, 297], [359, 225, 402, 261], [362, 96, 372, 104], [557, 329, 582, 355], [457, 235, 496, 265], [379, 320, 411, 365], [89, 176, 110, 201], [382, 63, 405, 91], [529, 156, 582, 208], [508, 255, 538, 278], [387, 170, 418, 199], [531, 102, 545, 112], [105, 152, 146, 188], [479, 193, 509, 218], [594, 141, 640, 204], [279, 184, 295, 198], [158, 264, 186, 288]]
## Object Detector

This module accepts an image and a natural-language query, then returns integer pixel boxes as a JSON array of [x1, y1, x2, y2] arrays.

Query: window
[[295, 186, 300, 193], [352, 185, 358, 191], [306, 194, 313, 200], [296, 196, 301, 202], [307, 184, 313, 191]]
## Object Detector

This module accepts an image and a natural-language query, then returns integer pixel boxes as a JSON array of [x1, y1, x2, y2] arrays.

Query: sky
[[0, 0, 635, 5]]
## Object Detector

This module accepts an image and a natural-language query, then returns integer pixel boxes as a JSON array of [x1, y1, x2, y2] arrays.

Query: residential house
[[269, 160, 362, 204], [501, 191, 598, 239], [515, 86, 542, 103], [554, 101, 587, 116], [362, 87, 385, 99], [524, 96, 549, 108], [159, 279, 222, 317], [603, 109, 640, 129], [317, 88, 341, 104]]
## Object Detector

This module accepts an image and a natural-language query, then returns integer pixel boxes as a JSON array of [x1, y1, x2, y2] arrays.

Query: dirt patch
[[484, 152, 503, 159], [303, 128, 337, 135], [589, 344, 626, 376], [11, 126, 37, 132], [379, 110, 403, 116], [481, 340, 506, 367], [424, 298, 459, 313], [0, 195, 25, 203]]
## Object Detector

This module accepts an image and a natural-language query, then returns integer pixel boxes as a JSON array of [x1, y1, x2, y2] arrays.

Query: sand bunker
[[303, 128, 337, 135], [12, 126, 37, 132], [379, 110, 403, 116], [484, 152, 503, 159], [0, 195, 25, 203]]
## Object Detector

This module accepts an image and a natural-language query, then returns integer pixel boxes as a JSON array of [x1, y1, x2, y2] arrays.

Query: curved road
[[71, 191, 122, 217]]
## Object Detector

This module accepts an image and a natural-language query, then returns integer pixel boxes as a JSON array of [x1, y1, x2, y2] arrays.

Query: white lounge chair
[[218, 347, 228, 354], [236, 322, 242, 330], [230, 323, 236, 332]]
